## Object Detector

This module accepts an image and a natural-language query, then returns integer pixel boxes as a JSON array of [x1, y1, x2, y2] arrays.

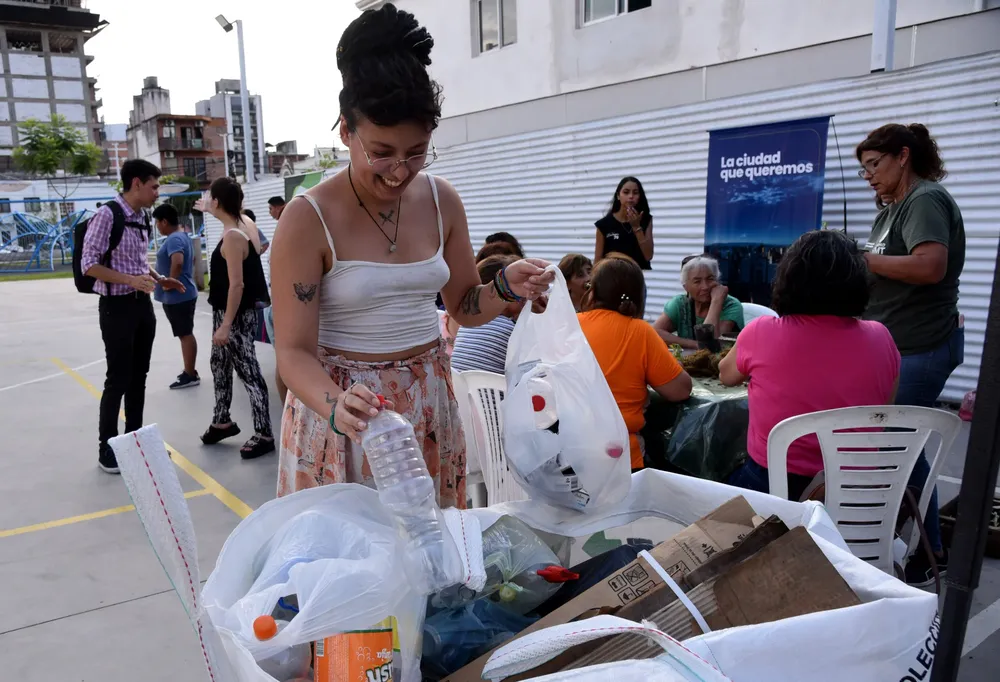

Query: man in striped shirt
[[82, 159, 185, 473]]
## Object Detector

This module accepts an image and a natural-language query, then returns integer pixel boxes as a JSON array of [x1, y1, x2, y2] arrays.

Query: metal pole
[[871, 0, 897, 72], [220, 133, 230, 178], [932, 237, 1000, 681], [235, 19, 255, 183]]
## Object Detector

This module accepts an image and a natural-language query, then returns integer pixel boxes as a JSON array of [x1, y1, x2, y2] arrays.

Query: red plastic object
[[960, 390, 976, 422], [531, 395, 547, 412], [536, 566, 580, 583], [377, 394, 388, 408], [607, 445, 624, 459]]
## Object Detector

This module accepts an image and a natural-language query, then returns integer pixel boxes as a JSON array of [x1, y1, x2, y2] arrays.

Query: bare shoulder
[[274, 195, 325, 244], [430, 174, 463, 207]]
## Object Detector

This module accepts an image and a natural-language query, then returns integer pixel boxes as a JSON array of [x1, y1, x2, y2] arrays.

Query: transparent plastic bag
[[504, 266, 631, 512], [479, 516, 564, 615]]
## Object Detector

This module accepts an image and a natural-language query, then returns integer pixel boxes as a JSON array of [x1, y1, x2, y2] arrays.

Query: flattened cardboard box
[[441, 496, 758, 682], [564, 525, 862, 671]]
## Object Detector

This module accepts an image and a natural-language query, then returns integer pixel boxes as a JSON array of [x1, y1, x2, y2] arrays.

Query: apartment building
[[0, 0, 104, 175], [196, 79, 266, 180]]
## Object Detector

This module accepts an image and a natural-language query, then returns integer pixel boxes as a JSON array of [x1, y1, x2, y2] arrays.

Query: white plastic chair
[[766, 405, 961, 575], [451, 370, 486, 507], [459, 370, 529, 505], [741, 302, 779, 325]]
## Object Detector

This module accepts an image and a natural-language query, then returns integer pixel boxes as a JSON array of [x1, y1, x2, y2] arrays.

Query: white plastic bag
[[503, 266, 630, 512], [456, 470, 941, 682], [111, 425, 478, 682], [483, 615, 732, 681]]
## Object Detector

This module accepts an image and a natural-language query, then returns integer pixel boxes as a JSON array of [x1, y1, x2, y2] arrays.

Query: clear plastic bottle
[[253, 616, 313, 682], [361, 396, 456, 594]]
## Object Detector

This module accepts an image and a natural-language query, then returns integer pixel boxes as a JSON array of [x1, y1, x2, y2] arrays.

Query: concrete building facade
[[196, 79, 266, 181], [126, 77, 226, 188], [0, 0, 105, 175]]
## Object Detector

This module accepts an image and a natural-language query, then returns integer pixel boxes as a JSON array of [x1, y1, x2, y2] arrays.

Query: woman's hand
[[710, 283, 729, 304], [626, 206, 644, 231], [331, 383, 394, 445], [504, 258, 555, 300], [212, 322, 231, 346]]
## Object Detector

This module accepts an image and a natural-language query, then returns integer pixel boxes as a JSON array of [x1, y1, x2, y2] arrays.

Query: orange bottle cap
[[253, 615, 278, 641]]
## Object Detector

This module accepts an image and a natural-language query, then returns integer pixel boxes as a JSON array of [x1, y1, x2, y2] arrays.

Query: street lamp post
[[216, 14, 255, 183]]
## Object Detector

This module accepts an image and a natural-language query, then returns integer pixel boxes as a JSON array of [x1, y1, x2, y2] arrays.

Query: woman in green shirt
[[654, 255, 745, 349], [856, 122, 966, 587]]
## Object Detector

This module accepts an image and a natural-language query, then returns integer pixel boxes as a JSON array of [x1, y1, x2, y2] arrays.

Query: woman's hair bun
[[337, 3, 434, 72]]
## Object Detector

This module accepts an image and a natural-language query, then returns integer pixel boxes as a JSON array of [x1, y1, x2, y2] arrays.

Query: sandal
[[201, 423, 240, 445], [241, 435, 276, 460]]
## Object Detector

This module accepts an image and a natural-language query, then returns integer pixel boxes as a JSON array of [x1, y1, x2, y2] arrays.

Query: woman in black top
[[201, 177, 274, 459], [594, 176, 654, 269]]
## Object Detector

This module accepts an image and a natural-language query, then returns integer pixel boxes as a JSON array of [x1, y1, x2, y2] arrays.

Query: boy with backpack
[[74, 159, 185, 473]]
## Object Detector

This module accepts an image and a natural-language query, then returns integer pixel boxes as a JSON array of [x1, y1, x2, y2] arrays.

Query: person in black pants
[[199, 177, 275, 459], [80, 160, 185, 473]]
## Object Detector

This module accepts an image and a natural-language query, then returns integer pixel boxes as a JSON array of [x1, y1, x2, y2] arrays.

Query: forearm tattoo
[[293, 283, 317, 303], [459, 283, 499, 317]]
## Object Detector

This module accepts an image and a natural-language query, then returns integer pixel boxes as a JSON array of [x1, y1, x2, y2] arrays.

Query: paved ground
[[0, 279, 997, 681]]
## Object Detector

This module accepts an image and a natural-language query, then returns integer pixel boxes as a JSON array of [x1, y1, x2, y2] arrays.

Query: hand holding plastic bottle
[[331, 382, 394, 444]]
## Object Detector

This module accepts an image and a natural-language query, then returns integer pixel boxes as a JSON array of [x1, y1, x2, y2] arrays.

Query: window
[[25, 197, 42, 212], [161, 120, 175, 139], [163, 150, 175, 159], [476, 0, 516, 54], [583, 0, 650, 24], [59, 202, 75, 217], [0, 199, 10, 214], [48, 33, 79, 54], [6, 30, 43, 52], [183, 158, 207, 181]]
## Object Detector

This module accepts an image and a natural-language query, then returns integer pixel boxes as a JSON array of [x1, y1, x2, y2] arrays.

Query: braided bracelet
[[327, 397, 346, 436], [493, 266, 524, 304]]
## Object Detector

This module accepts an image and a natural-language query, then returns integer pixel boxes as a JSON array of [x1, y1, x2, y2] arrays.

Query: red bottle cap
[[536, 566, 580, 583], [377, 394, 388, 408], [531, 395, 546, 412], [606, 445, 624, 459]]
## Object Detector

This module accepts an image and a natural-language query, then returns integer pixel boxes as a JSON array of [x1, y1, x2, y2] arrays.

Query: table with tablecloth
[[639, 377, 749, 481]]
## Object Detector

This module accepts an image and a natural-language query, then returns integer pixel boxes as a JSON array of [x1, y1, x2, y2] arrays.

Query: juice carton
[[315, 617, 396, 682]]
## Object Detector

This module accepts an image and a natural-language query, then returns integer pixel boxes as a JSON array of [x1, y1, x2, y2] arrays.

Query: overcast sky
[[87, 0, 360, 152]]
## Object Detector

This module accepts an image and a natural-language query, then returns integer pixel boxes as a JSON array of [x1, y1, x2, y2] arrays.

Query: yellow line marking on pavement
[[0, 489, 212, 538], [50, 357, 254, 519]]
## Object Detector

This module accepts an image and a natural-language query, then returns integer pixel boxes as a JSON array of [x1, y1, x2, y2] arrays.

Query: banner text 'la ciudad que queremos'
[[704, 116, 830, 306]]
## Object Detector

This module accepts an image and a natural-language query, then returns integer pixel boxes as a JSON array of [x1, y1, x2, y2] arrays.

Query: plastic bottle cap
[[377, 394, 388, 408], [531, 395, 546, 412], [253, 615, 278, 641], [607, 445, 624, 459]]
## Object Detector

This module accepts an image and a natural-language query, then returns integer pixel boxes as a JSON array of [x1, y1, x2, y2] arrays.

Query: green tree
[[13, 114, 104, 199]]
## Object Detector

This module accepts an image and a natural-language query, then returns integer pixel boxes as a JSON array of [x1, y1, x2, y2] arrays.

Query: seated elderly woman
[[653, 255, 745, 349]]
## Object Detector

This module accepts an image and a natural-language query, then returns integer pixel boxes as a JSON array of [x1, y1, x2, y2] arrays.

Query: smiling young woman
[[268, 4, 553, 506]]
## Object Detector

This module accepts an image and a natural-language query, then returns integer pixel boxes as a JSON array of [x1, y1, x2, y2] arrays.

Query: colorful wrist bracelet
[[494, 267, 524, 303]]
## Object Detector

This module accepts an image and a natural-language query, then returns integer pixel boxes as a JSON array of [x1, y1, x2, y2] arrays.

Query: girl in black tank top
[[595, 176, 655, 270], [200, 177, 275, 460]]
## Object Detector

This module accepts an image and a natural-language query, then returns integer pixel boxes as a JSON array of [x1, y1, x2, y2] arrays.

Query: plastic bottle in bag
[[361, 396, 454, 594], [252, 616, 313, 682]]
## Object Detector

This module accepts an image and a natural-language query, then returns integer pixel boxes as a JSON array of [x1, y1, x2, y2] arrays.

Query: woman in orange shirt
[[578, 257, 693, 470]]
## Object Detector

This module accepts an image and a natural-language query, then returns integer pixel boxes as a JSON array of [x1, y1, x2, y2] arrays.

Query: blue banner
[[704, 116, 830, 305]]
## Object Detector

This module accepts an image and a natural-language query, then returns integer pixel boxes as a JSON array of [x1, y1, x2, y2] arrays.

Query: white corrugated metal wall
[[429, 52, 1000, 401]]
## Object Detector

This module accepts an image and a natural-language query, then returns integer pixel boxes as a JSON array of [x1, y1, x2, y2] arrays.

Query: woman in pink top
[[719, 230, 900, 501]]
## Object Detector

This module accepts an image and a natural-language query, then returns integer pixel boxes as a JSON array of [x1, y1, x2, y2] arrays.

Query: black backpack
[[72, 202, 150, 294]]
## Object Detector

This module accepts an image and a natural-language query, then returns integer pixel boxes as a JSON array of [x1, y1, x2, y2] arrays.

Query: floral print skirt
[[277, 340, 467, 509]]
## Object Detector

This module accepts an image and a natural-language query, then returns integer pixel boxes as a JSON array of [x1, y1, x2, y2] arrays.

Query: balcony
[[158, 137, 212, 151]]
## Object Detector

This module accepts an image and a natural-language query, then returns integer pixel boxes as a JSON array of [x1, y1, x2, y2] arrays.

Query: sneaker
[[170, 372, 200, 390], [98, 446, 120, 475], [905, 548, 948, 588]]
